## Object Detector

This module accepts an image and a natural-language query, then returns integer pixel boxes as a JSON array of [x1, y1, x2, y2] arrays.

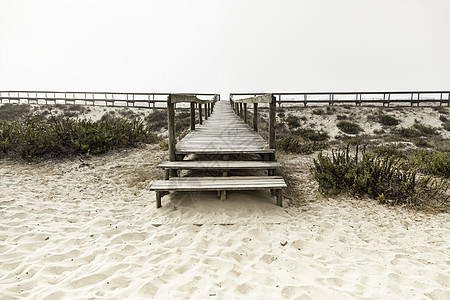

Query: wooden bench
[[149, 176, 287, 208], [157, 160, 282, 179]]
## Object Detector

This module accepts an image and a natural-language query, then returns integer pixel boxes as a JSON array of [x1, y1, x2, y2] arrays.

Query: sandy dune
[[0, 145, 449, 299]]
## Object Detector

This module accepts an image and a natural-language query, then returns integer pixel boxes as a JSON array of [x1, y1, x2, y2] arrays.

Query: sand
[[0, 145, 449, 299]]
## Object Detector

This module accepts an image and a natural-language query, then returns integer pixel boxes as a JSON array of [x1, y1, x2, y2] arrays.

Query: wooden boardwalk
[[150, 95, 286, 208], [176, 101, 274, 155]]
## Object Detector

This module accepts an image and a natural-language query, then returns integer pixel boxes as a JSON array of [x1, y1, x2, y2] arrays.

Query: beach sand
[[0, 145, 449, 299]]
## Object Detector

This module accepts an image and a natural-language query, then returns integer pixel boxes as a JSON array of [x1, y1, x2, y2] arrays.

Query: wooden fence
[[0, 91, 218, 109], [231, 91, 450, 107]]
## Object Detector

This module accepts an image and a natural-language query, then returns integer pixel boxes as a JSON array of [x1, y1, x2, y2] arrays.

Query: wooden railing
[[0, 90, 219, 109], [0, 90, 171, 108], [167, 94, 219, 168], [230, 94, 277, 149], [231, 91, 450, 107]]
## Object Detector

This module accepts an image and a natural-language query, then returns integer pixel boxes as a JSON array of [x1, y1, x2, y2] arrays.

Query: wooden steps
[[150, 176, 286, 207], [149, 100, 286, 208], [157, 161, 282, 170]]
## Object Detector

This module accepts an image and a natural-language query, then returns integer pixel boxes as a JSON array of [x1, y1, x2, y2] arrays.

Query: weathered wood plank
[[157, 161, 282, 169], [150, 176, 287, 191], [232, 94, 272, 104]]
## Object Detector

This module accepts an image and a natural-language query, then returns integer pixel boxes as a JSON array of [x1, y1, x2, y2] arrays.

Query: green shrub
[[336, 121, 363, 134], [159, 140, 168, 151], [395, 127, 422, 138], [413, 123, 438, 135], [0, 104, 31, 121], [312, 108, 324, 115], [371, 145, 407, 159], [286, 115, 300, 128], [443, 122, 450, 132], [337, 114, 348, 120], [311, 145, 448, 209], [409, 150, 450, 178], [277, 136, 327, 154], [439, 115, 448, 123], [145, 110, 167, 131], [292, 128, 329, 142], [378, 115, 400, 126], [0, 114, 159, 159]]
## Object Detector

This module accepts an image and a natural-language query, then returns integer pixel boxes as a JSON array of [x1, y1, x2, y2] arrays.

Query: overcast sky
[[1, 0, 449, 97]]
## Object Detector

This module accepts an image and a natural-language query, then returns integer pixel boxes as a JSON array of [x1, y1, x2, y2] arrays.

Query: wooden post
[[269, 94, 276, 149], [243, 103, 247, 123], [253, 103, 258, 132], [167, 95, 176, 161], [199, 103, 203, 124], [204, 103, 208, 120], [156, 191, 162, 208], [276, 189, 283, 207], [239, 103, 243, 118], [190, 102, 195, 130], [167, 95, 177, 177]]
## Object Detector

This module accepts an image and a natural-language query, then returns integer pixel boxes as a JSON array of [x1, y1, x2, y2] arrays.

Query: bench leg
[[164, 169, 169, 180], [276, 189, 283, 207], [220, 190, 227, 201], [156, 191, 162, 208]]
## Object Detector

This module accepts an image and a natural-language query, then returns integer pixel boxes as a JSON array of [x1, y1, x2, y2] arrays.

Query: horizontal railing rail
[[231, 91, 450, 107], [0, 91, 219, 109]]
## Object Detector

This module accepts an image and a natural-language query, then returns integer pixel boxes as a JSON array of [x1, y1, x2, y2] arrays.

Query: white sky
[[1, 0, 449, 97]]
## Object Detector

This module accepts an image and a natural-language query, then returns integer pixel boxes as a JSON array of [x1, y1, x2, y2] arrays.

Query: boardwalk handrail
[[230, 93, 277, 149], [231, 91, 450, 107], [167, 94, 219, 169], [0, 90, 220, 109]]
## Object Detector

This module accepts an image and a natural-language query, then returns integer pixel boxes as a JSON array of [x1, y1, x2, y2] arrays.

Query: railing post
[[239, 103, 243, 118], [253, 103, 258, 132], [190, 102, 195, 130], [204, 103, 208, 120], [269, 94, 276, 149], [199, 103, 203, 124], [167, 94, 176, 166], [243, 103, 247, 123]]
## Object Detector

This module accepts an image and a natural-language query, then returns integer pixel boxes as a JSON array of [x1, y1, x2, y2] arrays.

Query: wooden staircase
[[149, 95, 286, 208]]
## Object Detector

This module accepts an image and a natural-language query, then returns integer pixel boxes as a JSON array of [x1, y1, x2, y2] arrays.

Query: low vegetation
[[336, 120, 363, 134], [0, 104, 31, 121], [311, 145, 448, 210], [0, 114, 159, 159], [277, 137, 327, 154], [378, 114, 400, 126]]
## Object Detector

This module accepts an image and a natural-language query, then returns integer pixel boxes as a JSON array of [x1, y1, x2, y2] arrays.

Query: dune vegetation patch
[[336, 120, 363, 134], [0, 114, 159, 160], [311, 145, 449, 211], [0, 104, 31, 121]]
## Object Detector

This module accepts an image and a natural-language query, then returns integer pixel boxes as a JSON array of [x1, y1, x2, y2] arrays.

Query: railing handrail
[[231, 90, 450, 96], [231, 91, 450, 107]]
